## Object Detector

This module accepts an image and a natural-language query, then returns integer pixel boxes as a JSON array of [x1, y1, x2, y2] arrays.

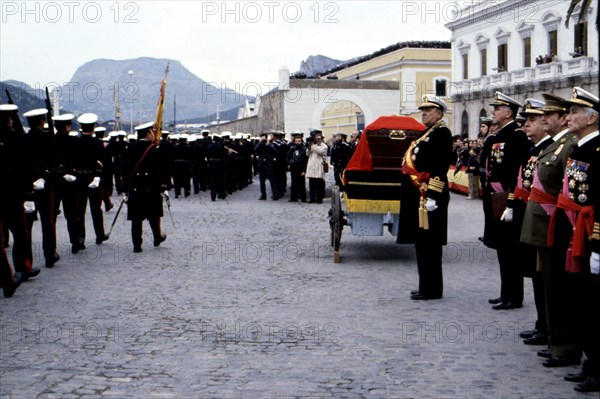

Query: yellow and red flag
[[153, 64, 169, 144]]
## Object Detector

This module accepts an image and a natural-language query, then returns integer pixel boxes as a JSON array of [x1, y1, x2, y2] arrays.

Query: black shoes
[[573, 377, 600, 392], [564, 372, 588, 383], [488, 297, 502, 304], [46, 253, 60, 268], [96, 234, 109, 245], [154, 234, 167, 247], [21, 267, 41, 282], [410, 291, 442, 300], [519, 329, 538, 339], [492, 301, 522, 310], [258, 196, 266, 200], [2, 273, 22, 298], [537, 349, 551, 358], [72, 239, 86, 254], [133, 245, 142, 253], [543, 356, 581, 368], [523, 333, 547, 345]]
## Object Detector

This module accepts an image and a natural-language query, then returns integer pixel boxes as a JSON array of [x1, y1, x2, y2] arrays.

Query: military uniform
[[0, 104, 32, 296], [483, 92, 532, 309], [74, 114, 108, 246], [287, 136, 308, 202], [254, 135, 281, 200], [206, 135, 229, 201], [331, 133, 353, 190], [547, 87, 600, 391], [51, 114, 83, 254], [503, 99, 553, 342], [171, 135, 193, 198], [398, 95, 453, 299], [520, 94, 580, 361], [123, 122, 166, 253], [24, 108, 59, 267]]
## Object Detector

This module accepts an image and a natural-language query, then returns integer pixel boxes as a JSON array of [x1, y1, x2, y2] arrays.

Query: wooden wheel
[[330, 185, 342, 263]]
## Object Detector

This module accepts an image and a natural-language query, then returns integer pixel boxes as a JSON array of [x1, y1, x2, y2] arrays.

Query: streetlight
[[127, 70, 134, 134]]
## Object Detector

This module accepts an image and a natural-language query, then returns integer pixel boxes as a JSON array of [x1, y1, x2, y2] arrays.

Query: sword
[[162, 192, 176, 228], [108, 196, 127, 236]]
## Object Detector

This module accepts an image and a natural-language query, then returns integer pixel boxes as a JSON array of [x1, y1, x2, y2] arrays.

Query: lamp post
[[127, 70, 134, 134]]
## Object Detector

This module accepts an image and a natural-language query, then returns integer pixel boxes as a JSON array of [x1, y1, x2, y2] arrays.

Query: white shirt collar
[[578, 131, 599, 147], [553, 128, 569, 141], [535, 135, 552, 147]]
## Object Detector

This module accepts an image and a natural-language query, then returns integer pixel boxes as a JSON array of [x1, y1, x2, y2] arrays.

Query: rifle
[[161, 191, 176, 228], [4, 89, 25, 134], [108, 195, 127, 237], [45, 87, 55, 134]]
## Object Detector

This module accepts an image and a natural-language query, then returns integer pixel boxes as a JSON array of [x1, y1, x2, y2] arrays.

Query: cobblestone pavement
[[0, 182, 595, 398]]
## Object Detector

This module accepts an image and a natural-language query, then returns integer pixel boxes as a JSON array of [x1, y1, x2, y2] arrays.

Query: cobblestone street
[[0, 183, 594, 398]]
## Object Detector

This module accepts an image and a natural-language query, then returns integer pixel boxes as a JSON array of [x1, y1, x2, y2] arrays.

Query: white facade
[[282, 85, 400, 135], [446, 0, 598, 138]]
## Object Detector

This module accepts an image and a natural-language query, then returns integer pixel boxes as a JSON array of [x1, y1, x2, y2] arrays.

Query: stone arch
[[311, 90, 375, 131]]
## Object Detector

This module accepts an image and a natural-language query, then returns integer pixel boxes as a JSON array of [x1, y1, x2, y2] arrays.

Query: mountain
[[56, 57, 249, 122], [295, 55, 346, 78]]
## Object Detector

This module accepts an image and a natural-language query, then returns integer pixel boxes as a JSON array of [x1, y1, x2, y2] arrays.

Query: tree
[[566, 0, 598, 30]]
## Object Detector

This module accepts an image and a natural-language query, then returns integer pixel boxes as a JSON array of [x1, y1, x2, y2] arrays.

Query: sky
[[1, 0, 455, 90]]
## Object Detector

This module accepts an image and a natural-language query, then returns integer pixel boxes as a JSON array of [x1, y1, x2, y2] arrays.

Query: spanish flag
[[153, 64, 169, 144]]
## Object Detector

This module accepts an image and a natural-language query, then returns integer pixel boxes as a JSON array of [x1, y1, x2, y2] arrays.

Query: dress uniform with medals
[[123, 122, 167, 253], [24, 108, 60, 268], [503, 99, 553, 344], [520, 93, 581, 365], [397, 95, 453, 300], [484, 92, 532, 310], [75, 113, 109, 247], [547, 87, 600, 392]]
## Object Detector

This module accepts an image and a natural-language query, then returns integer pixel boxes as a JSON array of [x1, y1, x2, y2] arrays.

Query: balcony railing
[[451, 56, 596, 98]]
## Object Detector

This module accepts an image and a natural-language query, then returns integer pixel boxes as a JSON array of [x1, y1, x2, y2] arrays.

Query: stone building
[[446, 0, 598, 138]]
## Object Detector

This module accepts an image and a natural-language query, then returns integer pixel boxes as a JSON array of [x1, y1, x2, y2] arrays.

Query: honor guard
[[123, 122, 167, 253], [483, 92, 532, 310], [51, 113, 83, 254], [75, 113, 109, 247], [547, 88, 600, 392], [171, 133, 193, 198], [520, 93, 581, 366], [1, 104, 37, 295], [397, 95, 453, 300], [206, 134, 230, 201], [24, 108, 60, 268]]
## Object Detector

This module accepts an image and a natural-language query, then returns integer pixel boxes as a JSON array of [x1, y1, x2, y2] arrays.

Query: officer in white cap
[[123, 121, 167, 253], [75, 113, 109, 248], [24, 108, 62, 268], [51, 113, 82, 251], [1, 104, 40, 290], [399, 94, 453, 301], [483, 91, 533, 310], [545, 88, 600, 392]]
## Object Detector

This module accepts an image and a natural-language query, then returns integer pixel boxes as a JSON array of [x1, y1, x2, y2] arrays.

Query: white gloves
[[33, 178, 45, 191], [63, 174, 77, 183], [162, 191, 169, 199], [24, 201, 36, 213], [425, 198, 438, 212], [591, 252, 599, 275], [500, 208, 513, 222], [88, 176, 101, 189]]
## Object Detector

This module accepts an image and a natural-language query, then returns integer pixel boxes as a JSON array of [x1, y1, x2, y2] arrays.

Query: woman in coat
[[305, 134, 328, 203]]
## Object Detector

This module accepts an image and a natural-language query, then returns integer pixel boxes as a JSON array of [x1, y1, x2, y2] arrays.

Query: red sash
[[547, 194, 595, 273], [529, 187, 557, 205], [513, 187, 530, 202]]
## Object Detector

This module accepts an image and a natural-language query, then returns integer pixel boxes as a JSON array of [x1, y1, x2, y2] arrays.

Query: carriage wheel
[[330, 185, 342, 263]]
